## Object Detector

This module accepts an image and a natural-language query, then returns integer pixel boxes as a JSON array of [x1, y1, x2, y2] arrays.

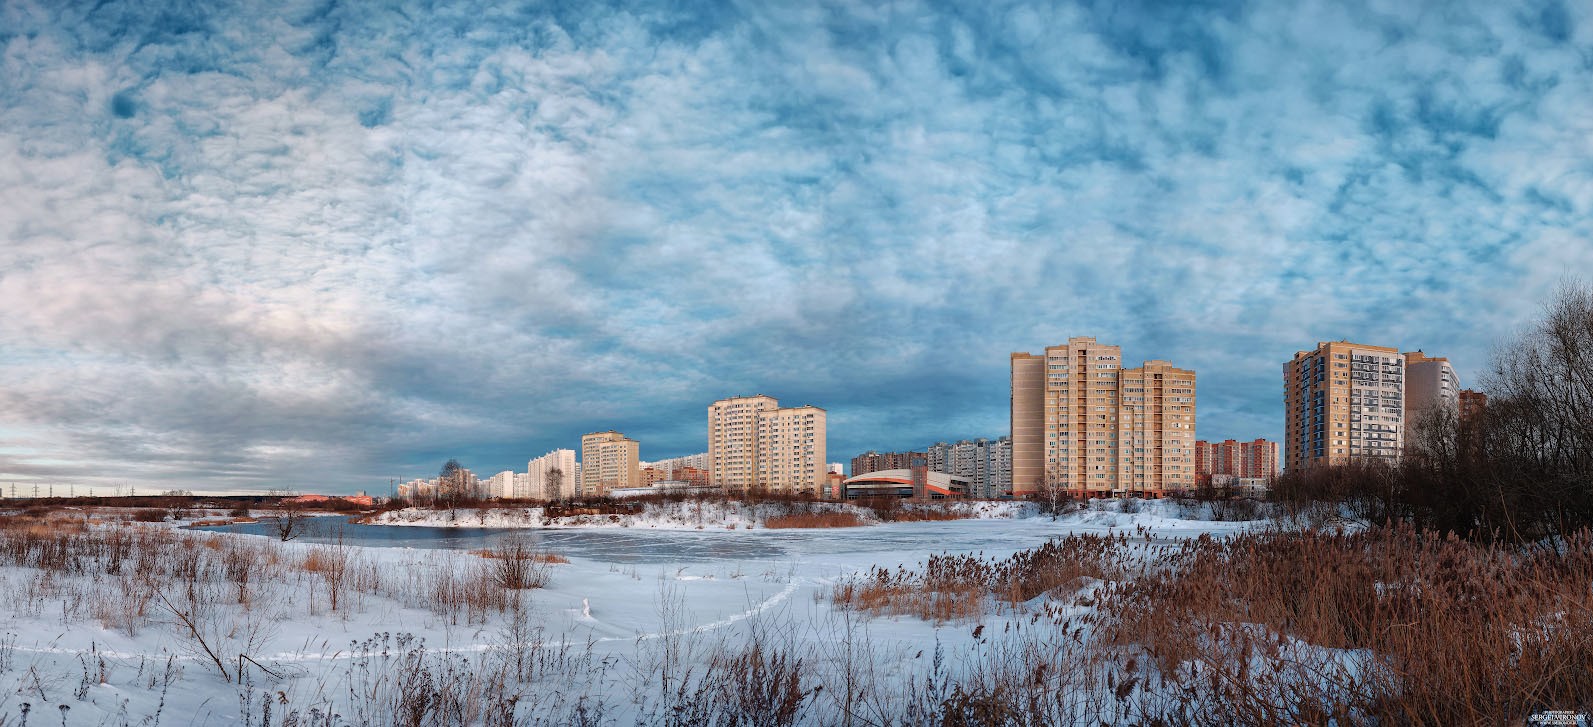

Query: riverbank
[[361, 498, 1036, 530]]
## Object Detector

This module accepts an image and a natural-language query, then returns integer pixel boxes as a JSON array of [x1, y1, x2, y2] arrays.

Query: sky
[[1, 0, 1590, 494]]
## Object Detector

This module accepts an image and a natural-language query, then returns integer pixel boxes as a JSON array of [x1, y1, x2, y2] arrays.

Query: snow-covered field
[[0, 500, 1268, 725]]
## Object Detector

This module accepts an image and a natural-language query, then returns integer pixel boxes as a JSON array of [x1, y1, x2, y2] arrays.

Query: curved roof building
[[840, 469, 969, 500]]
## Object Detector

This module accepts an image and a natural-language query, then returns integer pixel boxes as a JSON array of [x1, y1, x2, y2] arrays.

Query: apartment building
[[924, 436, 1012, 498], [579, 431, 639, 496], [1284, 341, 1404, 472], [851, 450, 924, 477], [707, 395, 827, 495], [486, 470, 515, 499], [1458, 389, 1487, 426], [1011, 337, 1197, 498], [1010, 352, 1045, 496], [1118, 360, 1198, 494], [526, 448, 577, 500], [641, 452, 710, 475], [1404, 351, 1460, 424], [1195, 438, 1280, 485]]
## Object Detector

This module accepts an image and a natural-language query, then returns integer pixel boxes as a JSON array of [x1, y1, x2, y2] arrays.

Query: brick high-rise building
[[1284, 341, 1404, 472], [1458, 389, 1487, 426], [1010, 337, 1196, 498], [580, 431, 639, 496], [708, 395, 827, 496]]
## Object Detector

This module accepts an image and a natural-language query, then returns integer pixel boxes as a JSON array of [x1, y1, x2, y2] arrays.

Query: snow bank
[[366, 499, 881, 530]]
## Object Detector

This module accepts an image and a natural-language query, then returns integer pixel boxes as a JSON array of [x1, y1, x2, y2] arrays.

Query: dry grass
[[833, 532, 1130, 622], [833, 525, 1593, 723], [1095, 526, 1593, 724], [763, 512, 867, 529], [471, 548, 569, 564], [884, 508, 973, 523]]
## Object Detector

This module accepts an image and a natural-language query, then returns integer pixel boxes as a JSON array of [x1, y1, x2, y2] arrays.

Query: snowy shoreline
[[361, 498, 1037, 530]]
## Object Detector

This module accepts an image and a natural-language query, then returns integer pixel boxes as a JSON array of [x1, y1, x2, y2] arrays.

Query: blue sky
[[1, 0, 1590, 493]]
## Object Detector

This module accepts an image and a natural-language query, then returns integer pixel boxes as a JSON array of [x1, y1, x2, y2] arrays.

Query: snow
[[364, 498, 1036, 530], [0, 499, 1274, 724]]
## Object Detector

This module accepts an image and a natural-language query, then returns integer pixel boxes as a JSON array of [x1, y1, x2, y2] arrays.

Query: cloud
[[0, 0, 1589, 491]]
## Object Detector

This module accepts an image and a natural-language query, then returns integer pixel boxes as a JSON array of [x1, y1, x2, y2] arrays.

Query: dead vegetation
[[762, 512, 868, 529], [832, 525, 1593, 724]]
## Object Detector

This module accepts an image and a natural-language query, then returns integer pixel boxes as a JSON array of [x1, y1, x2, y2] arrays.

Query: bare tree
[[268, 488, 305, 542], [436, 458, 473, 508], [1035, 463, 1073, 519], [545, 467, 564, 502]]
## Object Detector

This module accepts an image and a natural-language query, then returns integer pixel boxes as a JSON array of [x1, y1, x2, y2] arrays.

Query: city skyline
[[3, 1, 1590, 492]]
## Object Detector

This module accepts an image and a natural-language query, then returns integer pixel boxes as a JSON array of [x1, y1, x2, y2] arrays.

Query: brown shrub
[[764, 512, 866, 529]]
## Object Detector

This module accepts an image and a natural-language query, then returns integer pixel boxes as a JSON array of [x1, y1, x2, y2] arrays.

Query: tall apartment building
[[1403, 351, 1460, 425], [580, 431, 639, 496], [1458, 389, 1487, 426], [1284, 341, 1404, 472], [707, 395, 827, 495], [486, 470, 516, 499], [640, 452, 710, 475], [1195, 438, 1280, 484], [924, 436, 1012, 498], [993, 438, 1013, 495], [1010, 352, 1045, 497], [851, 450, 924, 476], [1010, 337, 1197, 498], [526, 448, 578, 500]]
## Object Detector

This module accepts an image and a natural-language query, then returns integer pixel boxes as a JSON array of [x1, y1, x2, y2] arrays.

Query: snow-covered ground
[[364, 498, 1036, 530], [0, 500, 1269, 724]]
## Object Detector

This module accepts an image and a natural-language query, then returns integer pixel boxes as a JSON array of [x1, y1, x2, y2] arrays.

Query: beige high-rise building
[[1010, 337, 1196, 498], [526, 448, 577, 500], [708, 395, 827, 496], [1284, 341, 1404, 472], [1403, 351, 1460, 425], [579, 431, 639, 496], [1118, 360, 1198, 494], [1009, 353, 1044, 495]]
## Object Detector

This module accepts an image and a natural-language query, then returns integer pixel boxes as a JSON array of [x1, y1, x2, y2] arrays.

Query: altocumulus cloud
[[0, 0, 1589, 491]]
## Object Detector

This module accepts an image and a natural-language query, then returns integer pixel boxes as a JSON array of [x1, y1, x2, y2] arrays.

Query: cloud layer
[[1, 0, 1589, 491]]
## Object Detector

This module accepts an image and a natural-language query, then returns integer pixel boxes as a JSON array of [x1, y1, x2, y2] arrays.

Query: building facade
[[1195, 438, 1280, 485], [580, 431, 639, 496], [1284, 341, 1405, 472], [486, 470, 516, 499], [1458, 389, 1487, 426], [1009, 352, 1045, 497], [924, 436, 1012, 498], [1010, 337, 1196, 498], [851, 450, 924, 477], [526, 448, 578, 500], [1403, 351, 1460, 426], [640, 452, 710, 475], [707, 395, 827, 496]]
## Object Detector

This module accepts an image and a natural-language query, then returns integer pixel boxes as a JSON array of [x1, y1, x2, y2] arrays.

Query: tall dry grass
[[832, 525, 1593, 724], [763, 512, 867, 529]]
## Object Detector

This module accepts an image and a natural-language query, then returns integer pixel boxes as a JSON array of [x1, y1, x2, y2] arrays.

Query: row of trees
[[401, 459, 569, 506], [1276, 283, 1593, 542]]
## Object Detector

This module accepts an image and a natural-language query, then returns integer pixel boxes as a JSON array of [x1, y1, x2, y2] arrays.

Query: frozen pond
[[193, 517, 791, 562], [196, 506, 1246, 567]]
